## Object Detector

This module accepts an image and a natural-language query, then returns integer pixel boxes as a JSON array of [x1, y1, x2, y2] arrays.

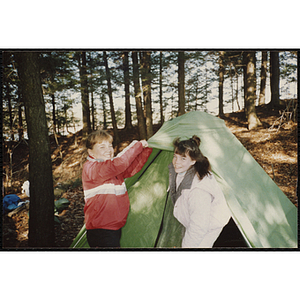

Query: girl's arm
[[86, 141, 145, 182], [120, 147, 152, 179]]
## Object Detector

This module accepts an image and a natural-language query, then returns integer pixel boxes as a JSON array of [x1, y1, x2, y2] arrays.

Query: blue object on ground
[[3, 194, 21, 212]]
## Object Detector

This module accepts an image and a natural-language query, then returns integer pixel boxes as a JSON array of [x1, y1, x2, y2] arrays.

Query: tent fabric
[[71, 111, 298, 248]]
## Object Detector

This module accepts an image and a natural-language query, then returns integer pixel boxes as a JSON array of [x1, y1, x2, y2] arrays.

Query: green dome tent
[[70, 111, 297, 249]]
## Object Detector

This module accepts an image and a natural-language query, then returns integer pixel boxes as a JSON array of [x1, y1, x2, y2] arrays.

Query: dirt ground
[[2, 105, 298, 249]]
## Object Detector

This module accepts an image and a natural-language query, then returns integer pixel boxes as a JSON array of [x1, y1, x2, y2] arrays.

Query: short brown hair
[[85, 130, 113, 150]]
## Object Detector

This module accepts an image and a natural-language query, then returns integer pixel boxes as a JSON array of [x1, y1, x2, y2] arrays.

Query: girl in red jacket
[[82, 130, 152, 248]]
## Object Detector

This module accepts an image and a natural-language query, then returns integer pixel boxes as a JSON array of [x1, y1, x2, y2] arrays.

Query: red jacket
[[82, 141, 152, 230]]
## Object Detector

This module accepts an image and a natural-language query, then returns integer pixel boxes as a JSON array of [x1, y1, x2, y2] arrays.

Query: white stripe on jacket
[[84, 182, 127, 202]]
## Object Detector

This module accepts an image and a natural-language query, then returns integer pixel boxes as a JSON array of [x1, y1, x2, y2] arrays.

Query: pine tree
[[132, 51, 147, 139], [159, 51, 164, 124], [178, 51, 185, 116], [218, 51, 225, 116], [122, 51, 132, 130], [244, 51, 261, 130], [79, 51, 91, 136], [103, 51, 120, 145], [270, 51, 280, 108], [15, 51, 55, 247], [258, 51, 267, 106], [140, 51, 153, 138]]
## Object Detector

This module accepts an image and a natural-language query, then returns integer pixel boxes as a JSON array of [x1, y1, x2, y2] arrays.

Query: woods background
[[2, 50, 298, 247], [3, 51, 297, 140]]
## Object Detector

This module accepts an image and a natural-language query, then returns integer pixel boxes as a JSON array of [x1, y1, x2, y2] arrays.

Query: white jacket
[[169, 165, 231, 248]]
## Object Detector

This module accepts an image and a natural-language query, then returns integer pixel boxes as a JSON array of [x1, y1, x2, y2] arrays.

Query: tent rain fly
[[70, 111, 297, 249]]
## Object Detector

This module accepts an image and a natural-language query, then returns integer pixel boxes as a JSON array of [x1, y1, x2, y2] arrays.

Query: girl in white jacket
[[169, 135, 231, 248]]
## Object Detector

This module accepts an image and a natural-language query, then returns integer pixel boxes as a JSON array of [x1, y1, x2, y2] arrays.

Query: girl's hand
[[140, 140, 148, 148]]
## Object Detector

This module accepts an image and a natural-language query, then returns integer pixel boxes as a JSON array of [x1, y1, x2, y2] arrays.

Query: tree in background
[[177, 51, 185, 116], [217, 51, 244, 114], [140, 51, 153, 138], [103, 51, 120, 145], [100, 92, 108, 129], [17, 88, 24, 141], [218, 51, 225, 117], [122, 51, 132, 130], [185, 51, 211, 112], [270, 51, 280, 108], [258, 51, 268, 106], [55, 94, 74, 134], [158, 52, 164, 124], [88, 51, 109, 130], [87, 52, 97, 131], [280, 51, 297, 98], [4, 64, 15, 141], [147, 51, 171, 125], [2, 52, 26, 192], [40, 51, 76, 135], [14, 51, 55, 247], [1, 51, 24, 141], [3, 50, 297, 144], [132, 51, 147, 139], [244, 51, 261, 130], [157, 51, 178, 119], [78, 51, 91, 136]]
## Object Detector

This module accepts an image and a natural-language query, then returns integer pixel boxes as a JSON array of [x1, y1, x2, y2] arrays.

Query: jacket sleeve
[[120, 147, 152, 179], [182, 188, 212, 247], [85, 141, 144, 182]]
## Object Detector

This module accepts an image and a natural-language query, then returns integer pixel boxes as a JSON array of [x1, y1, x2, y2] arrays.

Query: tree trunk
[[204, 67, 209, 111], [132, 51, 147, 140], [123, 51, 132, 130], [91, 91, 95, 131], [51, 93, 56, 133], [15, 51, 55, 248], [178, 51, 185, 116], [140, 51, 153, 138], [7, 84, 14, 141], [18, 93, 24, 141], [79, 52, 91, 136], [159, 51, 164, 125], [3, 53, 15, 141], [258, 51, 267, 106], [100, 93, 107, 129], [63, 104, 68, 133], [243, 52, 248, 115], [218, 51, 225, 116], [235, 70, 240, 111], [103, 51, 120, 145], [270, 51, 280, 108], [230, 63, 234, 112], [244, 51, 261, 130], [139, 52, 147, 120]]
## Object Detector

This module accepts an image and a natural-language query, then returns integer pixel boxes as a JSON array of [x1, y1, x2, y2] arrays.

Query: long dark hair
[[173, 135, 211, 180]]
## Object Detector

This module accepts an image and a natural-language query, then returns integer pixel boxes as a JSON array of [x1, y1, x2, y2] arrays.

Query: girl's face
[[172, 151, 196, 174], [88, 140, 114, 161]]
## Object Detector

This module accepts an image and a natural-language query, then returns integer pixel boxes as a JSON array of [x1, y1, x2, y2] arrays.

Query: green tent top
[[71, 111, 298, 249]]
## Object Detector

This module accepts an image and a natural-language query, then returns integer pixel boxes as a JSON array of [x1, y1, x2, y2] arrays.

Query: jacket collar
[[87, 155, 104, 162], [168, 163, 196, 205]]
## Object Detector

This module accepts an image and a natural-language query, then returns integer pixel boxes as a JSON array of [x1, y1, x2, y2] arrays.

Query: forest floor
[[2, 105, 298, 249]]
